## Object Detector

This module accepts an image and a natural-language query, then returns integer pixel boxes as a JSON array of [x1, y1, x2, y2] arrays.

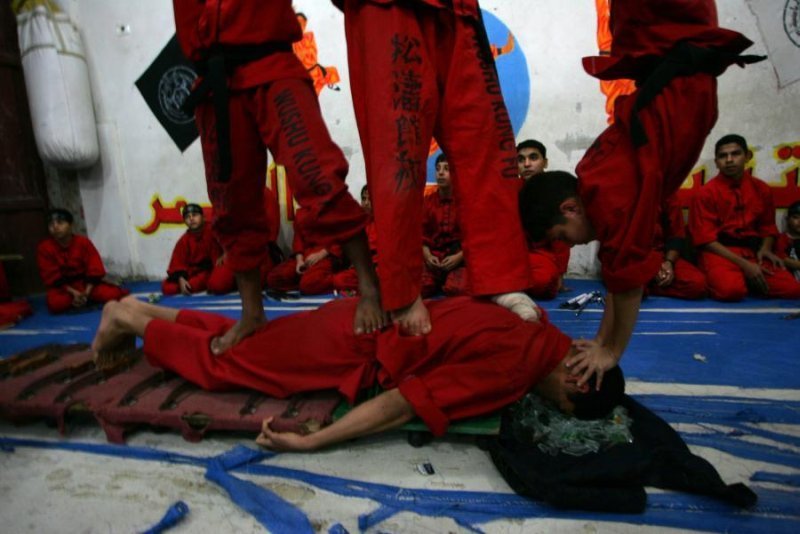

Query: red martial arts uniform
[[266, 216, 345, 295], [577, 0, 755, 294], [162, 224, 235, 296], [690, 173, 800, 301], [648, 196, 707, 300], [333, 219, 379, 292], [143, 297, 570, 436], [338, 0, 530, 309], [36, 235, 129, 314], [0, 263, 32, 326], [421, 191, 468, 297], [526, 238, 570, 301], [775, 232, 800, 282], [173, 0, 366, 274]]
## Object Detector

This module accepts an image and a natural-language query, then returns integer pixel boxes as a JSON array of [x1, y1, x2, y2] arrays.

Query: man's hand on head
[[567, 339, 619, 390]]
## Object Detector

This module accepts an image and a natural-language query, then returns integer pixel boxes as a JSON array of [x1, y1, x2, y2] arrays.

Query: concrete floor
[[1, 281, 798, 533]]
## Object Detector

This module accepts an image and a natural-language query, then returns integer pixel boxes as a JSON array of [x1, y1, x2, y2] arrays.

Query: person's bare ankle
[[210, 314, 267, 355], [390, 295, 431, 336]]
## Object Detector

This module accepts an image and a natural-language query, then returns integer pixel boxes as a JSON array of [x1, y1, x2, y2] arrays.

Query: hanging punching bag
[[15, 0, 99, 169]]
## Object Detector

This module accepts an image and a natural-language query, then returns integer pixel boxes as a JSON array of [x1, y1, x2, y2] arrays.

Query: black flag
[[136, 35, 198, 151]]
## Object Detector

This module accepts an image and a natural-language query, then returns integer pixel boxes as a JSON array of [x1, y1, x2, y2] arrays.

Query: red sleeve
[[79, 236, 107, 280], [291, 222, 307, 255], [662, 194, 687, 251], [172, 0, 204, 60], [167, 233, 190, 278], [551, 240, 571, 275], [775, 233, 791, 259], [36, 239, 62, 288], [263, 187, 281, 243], [689, 186, 720, 246], [755, 182, 779, 239], [421, 193, 437, 249]]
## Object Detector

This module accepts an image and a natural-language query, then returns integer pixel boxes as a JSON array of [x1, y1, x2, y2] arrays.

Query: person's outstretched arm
[[568, 286, 642, 389], [256, 388, 415, 452]]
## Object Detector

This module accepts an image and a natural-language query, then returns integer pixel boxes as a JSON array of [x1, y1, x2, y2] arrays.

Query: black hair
[[569, 366, 626, 420], [715, 134, 748, 155], [182, 203, 203, 218], [360, 184, 369, 196], [518, 170, 578, 241], [516, 139, 547, 159], [787, 200, 800, 217], [47, 208, 73, 224], [435, 153, 448, 166]]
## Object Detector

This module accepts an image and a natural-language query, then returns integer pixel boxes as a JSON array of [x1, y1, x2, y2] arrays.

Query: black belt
[[182, 42, 292, 183], [629, 42, 765, 147], [718, 235, 761, 251]]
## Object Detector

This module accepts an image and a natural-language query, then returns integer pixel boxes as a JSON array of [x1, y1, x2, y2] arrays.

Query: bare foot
[[390, 295, 431, 336], [92, 302, 135, 368], [353, 288, 387, 334], [210, 315, 267, 355], [491, 292, 541, 321]]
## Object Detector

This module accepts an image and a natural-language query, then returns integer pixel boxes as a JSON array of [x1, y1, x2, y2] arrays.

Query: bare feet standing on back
[[354, 284, 387, 334], [390, 294, 431, 336], [342, 230, 388, 334], [210, 268, 267, 355]]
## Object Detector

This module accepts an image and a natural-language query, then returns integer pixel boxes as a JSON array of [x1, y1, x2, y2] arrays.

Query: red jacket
[[37, 235, 106, 288], [172, 0, 308, 89], [654, 194, 687, 252], [689, 173, 778, 248], [291, 210, 343, 258], [422, 192, 462, 255], [166, 224, 223, 281], [333, 0, 479, 19], [582, 0, 752, 81]]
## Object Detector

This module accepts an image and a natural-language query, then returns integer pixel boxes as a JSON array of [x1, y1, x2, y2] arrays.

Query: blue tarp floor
[[0, 279, 798, 533]]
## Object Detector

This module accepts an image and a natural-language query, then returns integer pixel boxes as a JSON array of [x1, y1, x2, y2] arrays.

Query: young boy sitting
[[776, 201, 800, 283], [36, 208, 129, 314], [421, 154, 468, 297], [162, 204, 236, 296]]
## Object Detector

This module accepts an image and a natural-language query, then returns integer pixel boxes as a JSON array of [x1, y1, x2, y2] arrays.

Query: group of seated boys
[[34, 131, 800, 319]]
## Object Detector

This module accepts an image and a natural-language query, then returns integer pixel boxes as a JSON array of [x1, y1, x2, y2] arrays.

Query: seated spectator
[[333, 185, 378, 294], [162, 204, 235, 296], [37, 208, 129, 314], [267, 207, 346, 295], [517, 140, 570, 299], [91, 295, 624, 452], [421, 154, 468, 297], [0, 262, 32, 328], [776, 200, 800, 282], [648, 194, 707, 299], [690, 134, 800, 301]]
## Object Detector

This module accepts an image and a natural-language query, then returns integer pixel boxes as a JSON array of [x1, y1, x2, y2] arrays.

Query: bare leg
[[342, 231, 387, 334], [210, 268, 267, 355], [92, 299, 155, 367], [390, 294, 431, 336]]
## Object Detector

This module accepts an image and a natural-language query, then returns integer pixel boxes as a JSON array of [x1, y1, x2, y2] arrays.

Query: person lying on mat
[[91, 295, 624, 451]]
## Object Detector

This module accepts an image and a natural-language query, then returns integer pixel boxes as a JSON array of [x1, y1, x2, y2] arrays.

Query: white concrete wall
[[46, 0, 800, 280]]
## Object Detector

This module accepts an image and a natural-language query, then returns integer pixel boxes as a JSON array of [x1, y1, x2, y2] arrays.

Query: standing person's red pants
[[341, 0, 530, 310], [195, 79, 367, 274]]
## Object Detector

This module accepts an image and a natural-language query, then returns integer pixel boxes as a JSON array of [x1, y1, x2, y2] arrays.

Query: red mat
[[0, 345, 342, 443]]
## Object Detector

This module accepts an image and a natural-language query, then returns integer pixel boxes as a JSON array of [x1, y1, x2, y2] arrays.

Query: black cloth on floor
[[489, 395, 757, 513]]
